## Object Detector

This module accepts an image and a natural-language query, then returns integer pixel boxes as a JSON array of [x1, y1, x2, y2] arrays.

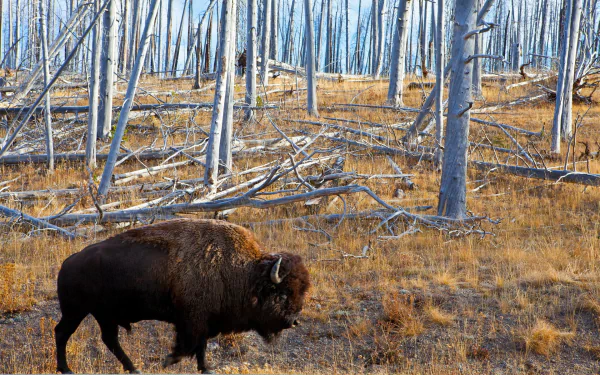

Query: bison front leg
[[195, 337, 214, 374], [162, 327, 194, 369]]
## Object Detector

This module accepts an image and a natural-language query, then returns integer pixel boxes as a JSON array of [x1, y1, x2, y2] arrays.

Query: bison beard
[[54, 219, 310, 374]]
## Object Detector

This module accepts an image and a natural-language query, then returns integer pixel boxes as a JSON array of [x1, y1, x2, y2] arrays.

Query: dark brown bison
[[55, 219, 310, 374]]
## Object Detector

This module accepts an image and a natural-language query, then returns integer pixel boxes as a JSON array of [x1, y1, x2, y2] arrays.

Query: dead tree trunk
[[98, 0, 118, 140], [39, 0, 53, 171], [304, 0, 319, 116], [219, 0, 238, 173], [551, 0, 583, 153], [246, 0, 258, 120], [97, 0, 161, 199], [437, 0, 476, 219], [86, 0, 102, 169], [260, 0, 272, 86], [387, 0, 412, 106], [205, 0, 236, 190], [164, 0, 174, 77], [434, 0, 444, 168]]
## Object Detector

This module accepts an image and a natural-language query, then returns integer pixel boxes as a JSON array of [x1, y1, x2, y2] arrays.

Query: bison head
[[252, 253, 310, 342]]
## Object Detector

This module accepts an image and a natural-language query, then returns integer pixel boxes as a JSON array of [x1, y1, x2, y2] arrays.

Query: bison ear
[[251, 296, 258, 307]]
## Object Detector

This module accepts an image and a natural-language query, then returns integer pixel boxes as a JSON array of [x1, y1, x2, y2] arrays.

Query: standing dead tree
[[437, 0, 477, 219], [304, 0, 319, 116], [97, 0, 161, 199], [551, 0, 583, 154], [387, 0, 412, 106], [205, 0, 237, 191], [246, 0, 258, 121], [97, 0, 118, 140], [39, 0, 53, 171]]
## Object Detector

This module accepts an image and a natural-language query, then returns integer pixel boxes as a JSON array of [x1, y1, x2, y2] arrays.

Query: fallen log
[[0, 149, 207, 165], [0, 102, 276, 115], [470, 161, 600, 186], [302, 131, 600, 186], [47, 185, 395, 225], [0, 204, 77, 239], [331, 103, 421, 113], [504, 74, 556, 91], [471, 118, 542, 137]]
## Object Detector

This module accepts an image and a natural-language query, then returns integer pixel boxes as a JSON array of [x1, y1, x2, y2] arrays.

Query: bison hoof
[[162, 354, 181, 368], [129, 370, 142, 374], [202, 370, 215, 374]]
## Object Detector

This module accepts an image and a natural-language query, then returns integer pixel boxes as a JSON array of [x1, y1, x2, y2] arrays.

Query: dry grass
[[523, 319, 575, 356], [1, 74, 600, 373]]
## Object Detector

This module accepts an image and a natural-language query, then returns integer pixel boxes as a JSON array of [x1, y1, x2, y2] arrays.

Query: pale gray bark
[[14, 0, 20, 68], [387, 0, 412, 106], [438, 0, 477, 219], [86, 0, 102, 169], [39, 0, 53, 171], [434, 0, 444, 168], [316, 0, 326, 70], [271, 0, 279, 60], [371, 0, 379, 76], [219, 0, 238, 172], [121, 0, 130, 74], [551, 0, 582, 153], [560, 0, 583, 140], [194, 20, 203, 89], [97, 0, 161, 199], [260, 0, 272, 86], [304, 0, 319, 116], [164, 0, 174, 77], [98, 0, 118, 140], [205, 0, 236, 189], [345, 0, 350, 73], [246, 0, 258, 120]]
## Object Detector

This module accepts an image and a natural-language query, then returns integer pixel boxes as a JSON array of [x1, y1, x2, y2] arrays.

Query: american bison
[[55, 219, 310, 374]]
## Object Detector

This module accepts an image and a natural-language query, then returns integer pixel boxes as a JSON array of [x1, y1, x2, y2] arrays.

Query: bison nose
[[292, 319, 300, 328]]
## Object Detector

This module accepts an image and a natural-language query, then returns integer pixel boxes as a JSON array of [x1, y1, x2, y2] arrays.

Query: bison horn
[[270, 257, 284, 284]]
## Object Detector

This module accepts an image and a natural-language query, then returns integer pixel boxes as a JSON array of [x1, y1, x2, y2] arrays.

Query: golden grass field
[[1, 73, 600, 374]]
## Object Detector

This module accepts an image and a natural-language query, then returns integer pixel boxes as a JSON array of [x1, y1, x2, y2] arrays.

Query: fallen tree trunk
[[471, 118, 543, 137], [47, 185, 393, 225], [0, 102, 276, 115], [303, 131, 600, 186], [470, 161, 600, 186], [0, 149, 207, 165], [0, 204, 77, 239]]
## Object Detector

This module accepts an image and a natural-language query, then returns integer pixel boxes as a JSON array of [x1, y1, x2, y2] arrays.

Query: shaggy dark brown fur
[[55, 219, 310, 374]]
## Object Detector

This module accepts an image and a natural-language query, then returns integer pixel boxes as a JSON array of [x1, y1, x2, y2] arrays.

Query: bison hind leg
[[96, 319, 138, 373], [55, 311, 87, 374]]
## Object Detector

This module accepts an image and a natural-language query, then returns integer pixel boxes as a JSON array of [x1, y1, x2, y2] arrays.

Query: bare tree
[[219, 0, 238, 173], [205, 0, 237, 190], [164, 0, 174, 77], [98, 0, 118, 140], [39, 0, 53, 171], [260, 0, 272, 87], [434, 0, 444, 168], [304, 0, 319, 116], [246, 0, 258, 121], [387, 0, 412, 106], [86, 0, 102, 169], [438, 0, 477, 219], [97, 0, 162, 199], [551, 0, 583, 153]]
